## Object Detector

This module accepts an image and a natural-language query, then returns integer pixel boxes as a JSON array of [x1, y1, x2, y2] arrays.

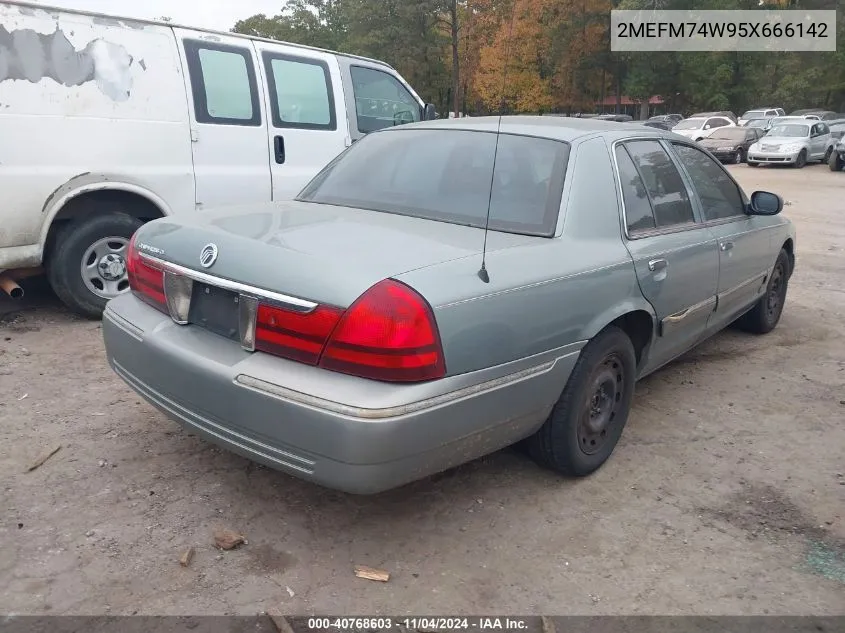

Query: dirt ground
[[1, 164, 844, 616]]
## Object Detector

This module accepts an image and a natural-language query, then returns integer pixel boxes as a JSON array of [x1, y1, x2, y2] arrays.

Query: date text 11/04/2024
[[306, 618, 531, 630]]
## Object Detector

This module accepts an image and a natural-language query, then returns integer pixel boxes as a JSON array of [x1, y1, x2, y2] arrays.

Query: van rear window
[[297, 129, 570, 237]]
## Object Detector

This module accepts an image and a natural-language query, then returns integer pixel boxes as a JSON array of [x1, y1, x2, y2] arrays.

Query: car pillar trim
[[234, 357, 570, 421], [138, 252, 318, 313]]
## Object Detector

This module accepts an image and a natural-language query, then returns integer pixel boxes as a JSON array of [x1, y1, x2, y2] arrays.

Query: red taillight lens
[[255, 303, 343, 365], [126, 233, 166, 312], [318, 279, 446, 382]]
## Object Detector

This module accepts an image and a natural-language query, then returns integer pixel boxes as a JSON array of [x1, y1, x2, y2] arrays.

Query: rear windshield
[[710, 128, 746, 140], [297, 129, 570, 236], [741, 110, 766, 119], [673, 118, 706, 130]]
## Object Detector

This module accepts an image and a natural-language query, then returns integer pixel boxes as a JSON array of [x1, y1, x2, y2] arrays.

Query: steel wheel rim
[[766, 262, 786, 321], [80, 236, 131, 299], [578, 353, 625, 455]]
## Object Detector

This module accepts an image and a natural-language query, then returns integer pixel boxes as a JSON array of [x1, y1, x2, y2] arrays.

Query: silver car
[[102, 117, 797, 494], [748, 119, 832, 168]]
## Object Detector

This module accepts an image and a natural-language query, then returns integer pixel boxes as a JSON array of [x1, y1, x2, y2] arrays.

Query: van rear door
[[252, 42, 351, 200], [175, 29, 272, 210]]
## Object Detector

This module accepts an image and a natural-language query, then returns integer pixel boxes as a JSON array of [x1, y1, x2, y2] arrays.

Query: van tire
[[527, 326, 636, 477], [47, 212, 143, 319]]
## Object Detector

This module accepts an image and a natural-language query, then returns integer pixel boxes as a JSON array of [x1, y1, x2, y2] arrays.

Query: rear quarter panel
[[0, 3, 194, 255], [397, 136, 655, 377]]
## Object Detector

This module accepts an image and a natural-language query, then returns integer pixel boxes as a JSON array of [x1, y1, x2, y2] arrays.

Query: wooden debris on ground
[[26, 445, 62, 472], [213, 528, 246, 550], [179, 546, 195, 567], [353, 564, 390, 582]]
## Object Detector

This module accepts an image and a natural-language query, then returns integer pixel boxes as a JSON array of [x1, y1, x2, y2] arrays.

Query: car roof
[[390, 115, 671, 143]]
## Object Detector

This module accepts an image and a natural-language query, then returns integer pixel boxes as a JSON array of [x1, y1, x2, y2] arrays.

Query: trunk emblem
[[200, 243, 219, 268]]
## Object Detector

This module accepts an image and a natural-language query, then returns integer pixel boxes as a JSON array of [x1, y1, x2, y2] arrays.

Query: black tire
[[695, 137, 704, 142], [830, 151, 844, 172], [733, 149, 744, 164], [748, 161, 759, 168], [527, 326, 637, 477], [793, 150, 807, 169], [823, 147, 832, 164], [736, 249, 790, 335], [46, 212, 143, 319]]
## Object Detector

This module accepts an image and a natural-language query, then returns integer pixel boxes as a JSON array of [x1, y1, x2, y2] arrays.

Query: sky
[[31, 0, 285, 31]]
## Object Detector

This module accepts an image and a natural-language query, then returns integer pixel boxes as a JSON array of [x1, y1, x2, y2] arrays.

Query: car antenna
[[477, 0, 519, 284]]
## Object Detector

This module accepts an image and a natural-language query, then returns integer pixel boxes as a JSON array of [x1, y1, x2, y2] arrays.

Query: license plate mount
[[189, 282, 240, 341]]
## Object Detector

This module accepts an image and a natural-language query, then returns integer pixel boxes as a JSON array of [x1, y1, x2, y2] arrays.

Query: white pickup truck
[[0, 0, 435, 316]]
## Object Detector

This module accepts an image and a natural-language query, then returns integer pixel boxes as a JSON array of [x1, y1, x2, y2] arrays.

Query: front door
[[253, 43, 350, 200], [175, 30, 271, 209], [669, 141, 773, 330], [614, 139, 719, 373]]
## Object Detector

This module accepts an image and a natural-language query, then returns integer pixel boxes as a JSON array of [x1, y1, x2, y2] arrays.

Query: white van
[[0, 1, 435, 316]]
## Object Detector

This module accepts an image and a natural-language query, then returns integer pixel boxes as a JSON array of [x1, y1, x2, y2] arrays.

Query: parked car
[[672, 115, 736, 141], [789, 109, 839, 121], [743, 118, 774, 132], [0, 0, 435, 317], [642, 120, 673, 131], [698, 127, 765, 164], [648, 114, 684, 126], [596, 114, 633, 122], [689, 111, 738, 123], [747, 118, 832, 168], [738, 108, 785, 126], [102, 116, 796, 494]]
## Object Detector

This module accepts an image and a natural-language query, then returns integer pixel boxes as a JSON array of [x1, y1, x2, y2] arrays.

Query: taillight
[[318, 279, 446, 382], [255, 303, 343, 365], [126, 232, 166, 313], [252, 279, 446, 383]]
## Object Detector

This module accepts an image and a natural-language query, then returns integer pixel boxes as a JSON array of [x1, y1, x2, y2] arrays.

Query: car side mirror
[[748, 191, 783, 216], [704, 124, 711, 130], [423, 103, 437, 121]]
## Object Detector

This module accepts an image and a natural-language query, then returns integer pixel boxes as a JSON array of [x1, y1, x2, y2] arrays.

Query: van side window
[[263, 53, 336, 130], [350, 66, 421, 133], [183, 40, 261, 126]]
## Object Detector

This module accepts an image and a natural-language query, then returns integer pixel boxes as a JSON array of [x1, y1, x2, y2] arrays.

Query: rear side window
[[263, 53, 336, 130], [615, 146, 656, 234], [350, 66, 421, 133], [672, 144, 745, 221], [298, 129, 569, 236], [183, 40, 260, 126], [623, 140, 695, 228]]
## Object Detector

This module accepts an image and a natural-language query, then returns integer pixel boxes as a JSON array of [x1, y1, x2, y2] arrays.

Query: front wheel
[[47, 212, 143, 319], [793, 150, 807, 169], [829, 151, 844, 172], [527, 326, 637, 477], [736, 249, 790, 335], [823, 147, 832, 164], [733, 149, 744, 164]]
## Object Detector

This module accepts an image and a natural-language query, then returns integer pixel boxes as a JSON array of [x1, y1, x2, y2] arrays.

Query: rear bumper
[[102, 294, 581, 494]]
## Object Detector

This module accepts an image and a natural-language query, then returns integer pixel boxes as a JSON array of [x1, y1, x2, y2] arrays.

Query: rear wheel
[[736, 249, 790, 335], [830, 151, 844, 172], [793, 150, 807, 169], [733, 149, 744, 164], [527, 326, 636, 477], [47, 211, 143, 319]]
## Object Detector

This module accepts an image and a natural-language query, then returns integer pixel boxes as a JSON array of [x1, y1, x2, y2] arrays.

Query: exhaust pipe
[[0, 273, 24, 299]]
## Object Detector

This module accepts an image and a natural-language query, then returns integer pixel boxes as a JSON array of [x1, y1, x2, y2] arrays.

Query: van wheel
[[527, 326, 636, 477], [47, 212, 143, 319]]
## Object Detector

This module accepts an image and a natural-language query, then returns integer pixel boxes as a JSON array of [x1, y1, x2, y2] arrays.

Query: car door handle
[[274, 135, 285, 164], [648, 258, 667, 272], [720, 241, 734, 252]]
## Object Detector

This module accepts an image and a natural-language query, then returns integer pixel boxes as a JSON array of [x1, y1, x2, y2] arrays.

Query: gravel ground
[[1, 164, 844, 616]]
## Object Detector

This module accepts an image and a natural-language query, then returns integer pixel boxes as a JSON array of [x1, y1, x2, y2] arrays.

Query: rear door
[[669, 141, 773, 330], [176, 30, 271, 209], [253, 42, 351, 200], [614, 139, 719, 372]]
